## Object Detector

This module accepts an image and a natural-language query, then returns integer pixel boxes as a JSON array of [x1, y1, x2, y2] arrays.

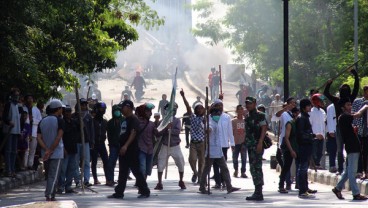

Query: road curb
[[0, 168, 43, 193], [7, 200, 78, 208]]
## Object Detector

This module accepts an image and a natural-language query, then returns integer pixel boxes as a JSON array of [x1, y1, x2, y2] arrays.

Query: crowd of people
[[1, 67, 368, 203]]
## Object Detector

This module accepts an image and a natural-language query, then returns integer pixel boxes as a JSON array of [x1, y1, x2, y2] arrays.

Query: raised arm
[[323, 80, 339, 103], [180, 89, 192, 115]]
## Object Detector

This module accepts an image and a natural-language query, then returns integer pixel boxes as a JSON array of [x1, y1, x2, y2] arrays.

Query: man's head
[[80, 98, 88, 111], [10, 88, 20, 103], [95, 101, 107, 115], [154, 112, 160, 121], [112, 104, 122, 118], [309, 89, 319, 97], [24, 94, 34, 106], [63, 105, 72, 119], [21, 110, 28, 123], [162, 94, 167, 100], [257, 104, 266, 113], [119, 100, 135, 117], [193, 102, 205, 116], [196, 96, 201, 101], [123, 93, 129, 100], [275, 94, 280, 101], [291, 107, 300, 119], [211, 67, 216, 73], [235, 105, 244, 117], [136, 71, 141, 76], [49, 99, 63, 116], [212, 99, 223, 112], [338, 97, 352, 113], [339, 84, 351, 98], [286, 97, 296, 109], [311, 93, 325, 108], [245, 96, 257, 111], [300, 98, 312, 113], [363, 85, 368, 99], [164, 102, 178, 116]]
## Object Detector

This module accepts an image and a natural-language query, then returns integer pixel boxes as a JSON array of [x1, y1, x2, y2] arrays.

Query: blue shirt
[[38, 115, 64, 159]]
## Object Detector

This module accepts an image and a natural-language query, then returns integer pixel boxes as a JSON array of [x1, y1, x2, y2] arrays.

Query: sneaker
[[245, 194, 264, 201], [227, 187, 240, 194], [107, 193, 124, 199], [332, 187, 344, 200], [285, 184, 291, 191], [84, 182, 93, 187], [212, 184, 221, 189], [278, 188, 288, 194], [94, 180, 101, 185], [179, 181, 186, 189], [298, 192, 315, 199], [307, 189, 317, 194], [353, 194, 368, 200], [191, 174, 197, 183], [241, 173, 248, 178], [199, 188, 211, 194], [65, 189, 78, 194], [137, 194, 150, 199], [233, 170, 238, 177], [154, 183, 163, 190]]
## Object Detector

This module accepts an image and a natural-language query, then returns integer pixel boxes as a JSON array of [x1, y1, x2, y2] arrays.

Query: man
[[154, 102, 186, 190], [326, 103, 338, 173], [332, 98, 368, 200], [352, 85, 368, 178], [73, 98, 94, 187], [192, 96, 202, 110], [269, 94, 283, 136], [235, 83, 248, 106], [108, 100, 150, 199], [198, 105, 240, 194], [232, 105, 247, 178], [106, 105, 124, 186], [157, 94, 169, 117], [131, 71, 146, 99], [324, 68, 359, 174], [91, 101, 108, 185], [37, 99, 65, 201], [2, 88, 21, 177], [244, 97, 267, 201], [180, 89, 205, 184], [212, 99, 235, 189], [208, 67, 215, 101], [309, 94, 326, 169], [57, 105, 78, 194], [22, 95, 38, 170], [121, 86, 134, 101]]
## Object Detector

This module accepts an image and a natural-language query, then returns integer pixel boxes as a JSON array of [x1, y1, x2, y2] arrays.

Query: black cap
[[80, 98, 88, 104], [119, 100, 134, 109], [64, 105, 72, 112]]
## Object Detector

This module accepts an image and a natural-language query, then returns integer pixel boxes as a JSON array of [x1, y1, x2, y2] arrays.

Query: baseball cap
[[245, 96, 256, 104], [64, 105, 72, 112], [119, 100, 134, 109], [49, 99, 63, 109]]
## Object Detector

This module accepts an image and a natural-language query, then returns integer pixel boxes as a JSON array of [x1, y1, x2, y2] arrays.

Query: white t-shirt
[[279, 111, 292, 147]]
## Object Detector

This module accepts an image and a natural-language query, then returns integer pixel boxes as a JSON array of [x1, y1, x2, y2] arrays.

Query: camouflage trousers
[[248, 146, 264, 186]]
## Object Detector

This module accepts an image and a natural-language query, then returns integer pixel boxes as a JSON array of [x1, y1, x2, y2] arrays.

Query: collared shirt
[[352, 97, 368, 136], [207, 118, 223, 158], [326, 104, 336, 134], [279, 111, 292, 147], [138, 119, 156, 154], [309, 107, 326, 139], [245, 110, 267, 147], [218, 113, 235, 147], [189, 114, 205, 141]]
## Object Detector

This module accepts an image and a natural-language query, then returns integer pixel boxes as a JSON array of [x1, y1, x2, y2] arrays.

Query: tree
[[0, 0, 163, 100], [193, 0, 368, 97]]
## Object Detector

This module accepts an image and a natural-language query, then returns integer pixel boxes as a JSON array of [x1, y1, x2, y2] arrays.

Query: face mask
[[212, 115, 220, 122], [113, 110, 121, 117]]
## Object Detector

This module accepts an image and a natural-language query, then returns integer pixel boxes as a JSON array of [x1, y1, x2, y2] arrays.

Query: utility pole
[[354, 0, 358, 69], [283, 0, 289, 101]]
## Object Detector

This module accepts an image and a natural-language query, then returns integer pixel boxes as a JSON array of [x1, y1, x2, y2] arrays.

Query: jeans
[[336, 152, 360, 195], [336, 128, 345, 173], [106, 146, 119, 182], [139, 150, 153, 176], [312, 139, 324, 166], [75, 143, 91, 184], [358, 136, 368, 174], [45, 159, 62, 198], [5, 134, 19, 173], [91, 143, 109, 181], [326, 134, 337, 168], [232, 143, 247, 173], [279, 150, 293, 189], [58, 153, 77, 191], [296, 144, 312, 195], [214, 147, 228, 185], [24, 136, 37, 168]]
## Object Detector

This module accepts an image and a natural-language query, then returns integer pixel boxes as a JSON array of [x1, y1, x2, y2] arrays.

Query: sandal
[[154, 183, 163, 190], [332, 188, 344, 200], [353, 194, 368, 200]]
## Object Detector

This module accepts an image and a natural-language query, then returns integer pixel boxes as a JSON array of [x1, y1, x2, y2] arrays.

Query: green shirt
[[283, 120, 298, 153], [245, 110, 267, 147]]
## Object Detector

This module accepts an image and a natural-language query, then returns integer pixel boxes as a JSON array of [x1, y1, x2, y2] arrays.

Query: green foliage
[[193, 0, 368, 97], [0, 0, 163, 100]]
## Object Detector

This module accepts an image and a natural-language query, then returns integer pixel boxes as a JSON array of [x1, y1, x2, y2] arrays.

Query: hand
[[329, 132, 335, 138], [316, 134, 324, 140], [326, 79, 333, 85], [256, 142, 263, 154], [180, 88, 184, 97], [290, 150, 297, 159], [166, 122, 172, 129], [219, 93, 224, 100], [43, 149, 52, 161], [119, 146, 127, 156]]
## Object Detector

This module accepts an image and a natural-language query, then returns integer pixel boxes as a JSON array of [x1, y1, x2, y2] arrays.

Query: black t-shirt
[[338, 113, 360, 153], [119, 115, 140, 152], [63, 118, 79, 154]]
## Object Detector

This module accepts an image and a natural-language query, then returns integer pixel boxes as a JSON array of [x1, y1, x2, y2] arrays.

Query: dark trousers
[[279, 150, 293, 189], [296, 144, 312, 195], [358, 136, 368, 174], [185, 127, 190, 146], [312, 139, 324, 166], [326, 134, 337, 168], [276, 147, 291, 186], [214, 147, 228, 185], [106, 146, 119, 182], [114, 150, 150, 197], [336, 128, 345, 173], [91, 143, 109, 181]]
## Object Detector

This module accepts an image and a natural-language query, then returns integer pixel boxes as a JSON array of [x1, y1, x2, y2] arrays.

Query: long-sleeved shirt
[[309, 107, 326, 139], [326, 104, 336, 134], [138, 119, 157, 154], [352, 97, 368, 136], [207, 118, 223, 158], [218, 113, 235, 147], [107, 117, 124, 148], [32, 106, 42, 138], [2, 102, 21, 135], [296, 112, 315, 145], [159, 117, 181, 147]]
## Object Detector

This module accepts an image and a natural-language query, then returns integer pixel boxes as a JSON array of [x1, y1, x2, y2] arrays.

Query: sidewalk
[[0, 168, 43, 193]]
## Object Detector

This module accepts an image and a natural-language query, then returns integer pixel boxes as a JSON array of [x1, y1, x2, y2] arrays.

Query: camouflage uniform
[[245, 109, 267, 187]]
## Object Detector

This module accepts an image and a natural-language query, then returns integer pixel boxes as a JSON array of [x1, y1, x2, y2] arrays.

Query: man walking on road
[[108, 100, 150, 199], [37, 99, 65, 201], [232, 105, 248, 178], [245, 97, 267, 201]]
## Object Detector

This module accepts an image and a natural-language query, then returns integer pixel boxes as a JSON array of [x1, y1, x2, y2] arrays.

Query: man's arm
[[120, 129, 136, 156], [352, 105, 368, 118], [323, 80, 338, 103], [180, 89, 192, 115]]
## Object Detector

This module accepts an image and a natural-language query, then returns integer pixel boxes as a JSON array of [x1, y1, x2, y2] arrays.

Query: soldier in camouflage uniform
[[245, 97, 268, 201]]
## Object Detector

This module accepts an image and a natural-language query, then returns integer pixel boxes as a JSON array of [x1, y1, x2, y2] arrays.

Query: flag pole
[[219, 65, 223, 98], [74, 83, 85, 194], [165, 127, 172, 179], [205, 86, 210, 194]]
